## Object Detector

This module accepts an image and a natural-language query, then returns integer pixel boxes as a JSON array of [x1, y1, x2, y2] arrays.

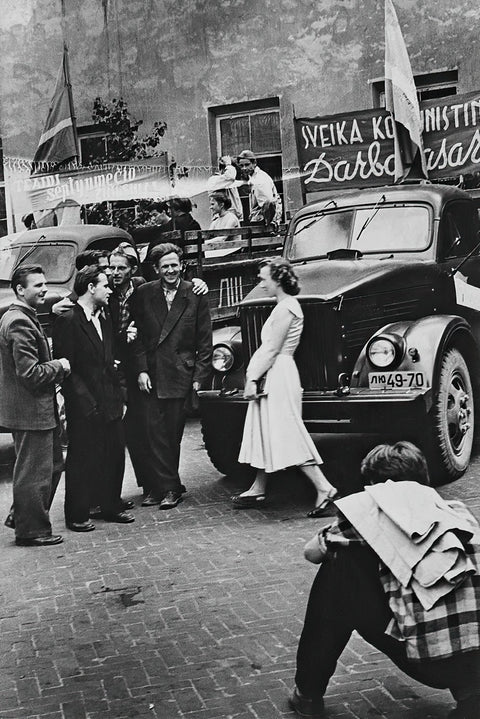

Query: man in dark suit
[[52, 266, 134, 531], [0, 265, 70, 546], [131, 243, 212, 509]]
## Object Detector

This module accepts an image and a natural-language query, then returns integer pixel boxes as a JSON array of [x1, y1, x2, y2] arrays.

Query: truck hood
[[243, 258, 443, 303]]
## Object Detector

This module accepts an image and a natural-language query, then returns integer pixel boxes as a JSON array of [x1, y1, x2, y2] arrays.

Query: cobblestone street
[[0, 423, 479, 719]]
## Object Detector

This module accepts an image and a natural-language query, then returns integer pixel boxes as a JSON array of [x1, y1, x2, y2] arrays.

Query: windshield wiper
[[12, 235, 47, 272], [448, 237, 480, 278], [353, 195, 386, 243], [293, 199, 338, 237]]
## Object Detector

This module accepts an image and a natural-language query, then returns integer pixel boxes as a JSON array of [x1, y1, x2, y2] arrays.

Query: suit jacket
[[131, 279, 212, 399], [0, 304, 65, 430], [52, 303, 123, 422]]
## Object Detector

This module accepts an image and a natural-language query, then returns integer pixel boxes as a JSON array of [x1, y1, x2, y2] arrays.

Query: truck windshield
[[0, 243, 76, 282], [289, 205, 430, 260]]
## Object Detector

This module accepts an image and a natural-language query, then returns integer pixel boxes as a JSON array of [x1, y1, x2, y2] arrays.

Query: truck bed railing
[[157, 225, 287, 324]]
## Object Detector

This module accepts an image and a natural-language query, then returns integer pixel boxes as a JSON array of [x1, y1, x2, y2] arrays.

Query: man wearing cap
[[237, 150, 282, 227]]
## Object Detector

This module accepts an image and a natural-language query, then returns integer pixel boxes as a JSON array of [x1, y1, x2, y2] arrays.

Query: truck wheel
[[200, 405, 251, 478], [430, 347, 474, 483]]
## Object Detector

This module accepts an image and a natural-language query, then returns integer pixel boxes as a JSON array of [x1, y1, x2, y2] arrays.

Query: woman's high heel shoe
[[307, 490, 338, 518]]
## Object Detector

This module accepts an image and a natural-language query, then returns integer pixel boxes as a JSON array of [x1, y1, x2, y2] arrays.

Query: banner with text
[[295, 91, 480, 192]]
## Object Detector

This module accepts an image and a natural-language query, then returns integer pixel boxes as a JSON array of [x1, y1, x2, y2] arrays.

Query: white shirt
[[248, 166, 276, 208], [77, 300, 103, 340], [162, 279, 180, 311]]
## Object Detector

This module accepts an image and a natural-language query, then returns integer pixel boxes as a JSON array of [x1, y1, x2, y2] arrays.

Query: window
[[288, 206, 431, 261], [438, 201, 479, 260], [371, 69, 458, 108], [77, 125, 110, 166], [0, 243, 76, 282], [209, 98, 283, 222]]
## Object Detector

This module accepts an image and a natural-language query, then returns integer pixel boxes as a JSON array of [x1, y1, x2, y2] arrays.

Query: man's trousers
[[12, 425, 63, 539], [64, 415, 125, 523], [124, 379, 150, 489], [144, 395, 186, 497], [295, 545, 480, 704]]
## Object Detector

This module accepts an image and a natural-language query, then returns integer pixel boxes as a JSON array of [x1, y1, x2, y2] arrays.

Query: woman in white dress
[[232, 257, 337, 516]]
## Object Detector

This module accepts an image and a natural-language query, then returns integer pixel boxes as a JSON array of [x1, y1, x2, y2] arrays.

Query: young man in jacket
[[0, 265, 70, 546], [131, 243, 212, 510], [52, 266, 133, 531]]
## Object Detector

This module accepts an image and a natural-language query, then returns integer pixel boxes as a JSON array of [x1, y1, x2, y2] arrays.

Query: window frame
[[370, 68, 459, 109]]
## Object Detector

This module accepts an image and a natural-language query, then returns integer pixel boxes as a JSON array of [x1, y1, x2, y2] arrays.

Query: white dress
[[238, 295, 323, 473]]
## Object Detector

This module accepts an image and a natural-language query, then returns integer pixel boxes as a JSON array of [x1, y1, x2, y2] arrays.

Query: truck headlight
[[212, 345, 234, 372], [367, 334, 404, 369]]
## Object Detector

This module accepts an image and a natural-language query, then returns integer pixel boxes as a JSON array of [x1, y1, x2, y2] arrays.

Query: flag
[[384, 0, 427, 182], [32, 45, 79, 168]]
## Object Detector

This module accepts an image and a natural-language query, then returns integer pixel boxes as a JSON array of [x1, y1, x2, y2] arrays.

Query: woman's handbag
[[254, 375, 267, 398]]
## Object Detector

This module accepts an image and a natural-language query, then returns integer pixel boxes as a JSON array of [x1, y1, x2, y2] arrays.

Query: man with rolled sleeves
[[0, 264, 70, 546]]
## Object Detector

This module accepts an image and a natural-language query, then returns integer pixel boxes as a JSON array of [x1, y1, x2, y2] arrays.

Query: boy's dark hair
[[74, 265, 105, 298], [150, 243, 183, 267], [148, 200, 170, 214], [210, 190, 232, 210], [171, 197, 192, 214], [11, 264, 44, 294], [360, 441, 430, 486], [75, 250, 103, 271]]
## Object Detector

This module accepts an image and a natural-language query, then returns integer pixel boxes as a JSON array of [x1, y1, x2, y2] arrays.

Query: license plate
[[368, 371, 425, 390]]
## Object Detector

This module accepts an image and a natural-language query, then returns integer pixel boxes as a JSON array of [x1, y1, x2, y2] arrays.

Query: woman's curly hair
[[259, 257, 300, 295]]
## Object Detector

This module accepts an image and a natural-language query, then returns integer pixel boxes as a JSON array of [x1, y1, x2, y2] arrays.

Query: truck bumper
[[198, 387, 432, 434]]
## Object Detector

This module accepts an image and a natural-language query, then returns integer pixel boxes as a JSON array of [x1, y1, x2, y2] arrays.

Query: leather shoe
[[159, 491, 182, 510], [4, 512, 15, 530], [288, 687, 325, 717], [231, 493, 266, 508], [89, 505, 102, 519], [67, 521, 95, 532], [307, 490, 338, 518], [101, 511, 135, 523], [16, 535, 63, 547], [121, 499, 135, 510], [141, 492, 162, 507]]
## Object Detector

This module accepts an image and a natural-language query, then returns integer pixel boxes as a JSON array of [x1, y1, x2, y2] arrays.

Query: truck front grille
[[240, 300, 340, 391]]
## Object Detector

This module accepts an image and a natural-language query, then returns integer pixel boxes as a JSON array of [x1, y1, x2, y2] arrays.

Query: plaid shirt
[[324, 506, 480, 661], [114, 281, 135, 335]]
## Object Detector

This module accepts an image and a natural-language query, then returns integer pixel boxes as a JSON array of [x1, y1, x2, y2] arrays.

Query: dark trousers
[[12, 425, 64, 539], [144, 395, 186, 497], [124, 379, 150, 488], [64, 415, 125, 523], [295, 545, 480, 703]]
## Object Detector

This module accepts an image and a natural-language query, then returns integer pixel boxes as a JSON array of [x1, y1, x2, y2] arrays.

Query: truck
[[0, 224, 134, 329], [198, 182, 480, 483]]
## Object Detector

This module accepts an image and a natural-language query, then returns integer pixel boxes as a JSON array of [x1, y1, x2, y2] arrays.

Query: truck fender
[[351, 315, 478, 394]]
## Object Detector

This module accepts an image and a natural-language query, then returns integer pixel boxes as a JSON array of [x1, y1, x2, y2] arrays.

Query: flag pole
[[63, 44, 80, 163], [384, 0, 427, 183]]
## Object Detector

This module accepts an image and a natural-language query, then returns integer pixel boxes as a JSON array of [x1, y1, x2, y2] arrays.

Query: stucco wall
[[1, 0, 480, 212]]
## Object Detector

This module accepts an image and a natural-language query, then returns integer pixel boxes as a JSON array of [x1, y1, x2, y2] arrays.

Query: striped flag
[[32, 45, 79, 168], [384, 0, 427, 182]]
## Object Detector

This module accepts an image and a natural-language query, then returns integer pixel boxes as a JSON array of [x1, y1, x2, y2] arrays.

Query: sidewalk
[[0, 424, 478, 719]]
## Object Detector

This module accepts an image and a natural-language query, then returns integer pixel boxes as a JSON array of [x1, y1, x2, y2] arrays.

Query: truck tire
[[429, 347, 474, 483], [200, 404, 250, 478]]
